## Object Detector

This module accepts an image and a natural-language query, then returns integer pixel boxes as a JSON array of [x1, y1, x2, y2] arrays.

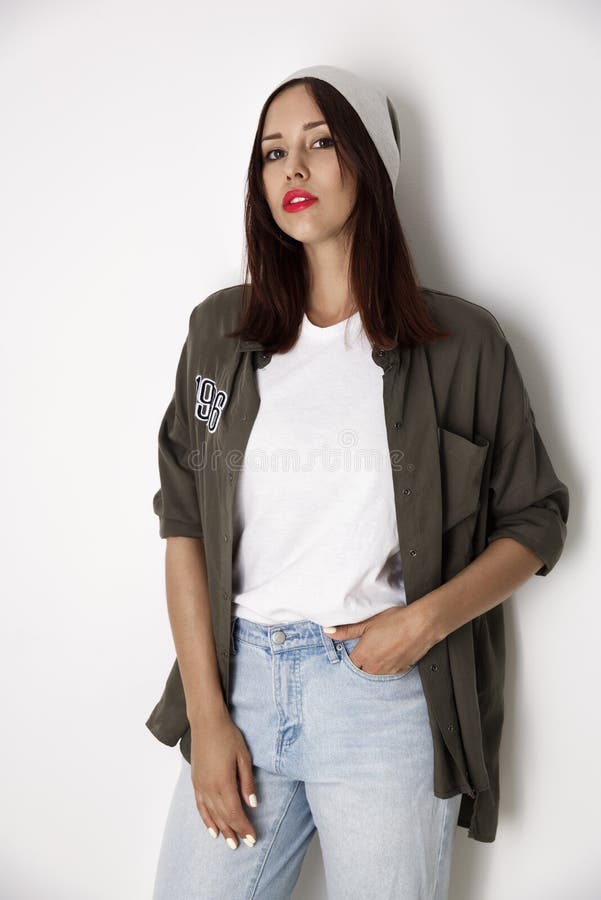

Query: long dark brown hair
[[226, 76, 450, 352]]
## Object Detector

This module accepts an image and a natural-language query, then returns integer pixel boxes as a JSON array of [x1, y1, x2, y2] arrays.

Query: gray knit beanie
[[274, 64, 401, 194]]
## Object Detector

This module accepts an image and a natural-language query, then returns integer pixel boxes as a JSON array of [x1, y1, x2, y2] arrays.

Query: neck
[[304, 240, 356, 325]]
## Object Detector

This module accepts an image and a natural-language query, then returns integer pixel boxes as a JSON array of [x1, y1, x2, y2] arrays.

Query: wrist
[[187, 697, 230, 727], [410, 589, 449, 646]]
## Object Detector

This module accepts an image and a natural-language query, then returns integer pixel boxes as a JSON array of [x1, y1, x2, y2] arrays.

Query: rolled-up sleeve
[[486, 342, 569, 575], [152, 322, 204, 540]]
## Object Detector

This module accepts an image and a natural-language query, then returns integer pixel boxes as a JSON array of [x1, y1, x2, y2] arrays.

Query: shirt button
[[377, 350, 385, 357], [430, 663, 438, 671], [409, 548, 417, 557], [403, 487, 411, 495], [394, 421, 401, 429], [221, 647, 229, 658], [224, 534, 228, 542], [228, 472, 233, 481], [406, 463, 415, 472], [447, 722, 455, 732]]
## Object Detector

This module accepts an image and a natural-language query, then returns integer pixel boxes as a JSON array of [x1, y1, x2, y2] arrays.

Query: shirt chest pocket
[[438, 427, 490, 573]]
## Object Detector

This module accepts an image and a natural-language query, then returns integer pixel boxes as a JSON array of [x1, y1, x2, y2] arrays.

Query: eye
[[264, 148, 284, 162], [313, 136, 336, 150], [263, 136, 337, 163]]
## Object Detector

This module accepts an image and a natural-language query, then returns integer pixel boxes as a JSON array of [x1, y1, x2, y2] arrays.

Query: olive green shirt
[[145, 284, 569, 843]]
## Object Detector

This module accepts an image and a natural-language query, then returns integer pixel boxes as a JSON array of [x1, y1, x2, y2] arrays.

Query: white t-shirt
[[231, 308, 407, 626]]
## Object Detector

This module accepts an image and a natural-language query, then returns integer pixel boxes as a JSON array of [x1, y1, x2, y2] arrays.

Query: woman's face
[[261, 84, 357, 247]]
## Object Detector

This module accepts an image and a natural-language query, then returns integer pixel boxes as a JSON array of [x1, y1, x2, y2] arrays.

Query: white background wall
[[1, 0, 597, 897]]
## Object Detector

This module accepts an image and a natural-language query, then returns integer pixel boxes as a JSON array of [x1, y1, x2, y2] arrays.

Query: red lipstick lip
[[282, 188, 318, 211]]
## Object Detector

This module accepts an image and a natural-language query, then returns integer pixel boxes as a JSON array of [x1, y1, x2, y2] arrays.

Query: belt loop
[[319, 626, 341, 663]]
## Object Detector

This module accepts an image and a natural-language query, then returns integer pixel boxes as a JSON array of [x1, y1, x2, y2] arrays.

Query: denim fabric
[[152, 616, 462, 899]]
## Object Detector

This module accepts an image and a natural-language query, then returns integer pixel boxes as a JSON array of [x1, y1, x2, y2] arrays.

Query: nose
[[283, 150, 309, 181]]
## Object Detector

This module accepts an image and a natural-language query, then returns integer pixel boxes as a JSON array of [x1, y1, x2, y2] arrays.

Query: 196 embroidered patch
[[194, 375, 228, 433]]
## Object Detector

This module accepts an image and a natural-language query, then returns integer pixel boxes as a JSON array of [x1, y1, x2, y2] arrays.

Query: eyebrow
[[261, 120, 328, 142]]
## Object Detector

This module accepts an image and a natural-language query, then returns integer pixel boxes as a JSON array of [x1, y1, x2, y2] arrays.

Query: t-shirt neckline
[[302, 309, 360, 336]]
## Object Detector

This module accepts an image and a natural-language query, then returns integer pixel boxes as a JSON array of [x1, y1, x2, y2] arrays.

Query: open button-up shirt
[[145, 284, 569, 843]]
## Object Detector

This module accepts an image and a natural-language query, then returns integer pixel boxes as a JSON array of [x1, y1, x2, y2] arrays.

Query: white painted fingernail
[[324, 627, 336, 634], [207, 827, 217, 838], [248, 793, 258, 807], [242, 834, 256, 847], [226, 837, 238, 849]]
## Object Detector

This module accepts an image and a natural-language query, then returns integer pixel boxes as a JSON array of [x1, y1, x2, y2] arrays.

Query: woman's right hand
[[189, 709, 258, 849]]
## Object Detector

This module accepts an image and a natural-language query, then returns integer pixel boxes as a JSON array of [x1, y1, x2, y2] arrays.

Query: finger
[[205, 793, 240, 849], [195, 797, 219, 840], [216, 787, 257, 849], [237, 751, 258, 809]]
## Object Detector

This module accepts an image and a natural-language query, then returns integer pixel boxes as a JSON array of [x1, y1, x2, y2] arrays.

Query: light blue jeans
[[152, 616, 462, 900]]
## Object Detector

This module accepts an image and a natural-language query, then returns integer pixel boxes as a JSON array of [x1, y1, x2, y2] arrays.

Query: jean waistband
[[231, 615, 336, 654]]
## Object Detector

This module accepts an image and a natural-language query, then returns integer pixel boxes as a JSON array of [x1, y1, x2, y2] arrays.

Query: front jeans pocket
[[339, 637, 416, 682]]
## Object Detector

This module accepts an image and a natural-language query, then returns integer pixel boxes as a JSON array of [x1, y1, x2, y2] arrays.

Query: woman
[[147, 65, 569, 899]]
